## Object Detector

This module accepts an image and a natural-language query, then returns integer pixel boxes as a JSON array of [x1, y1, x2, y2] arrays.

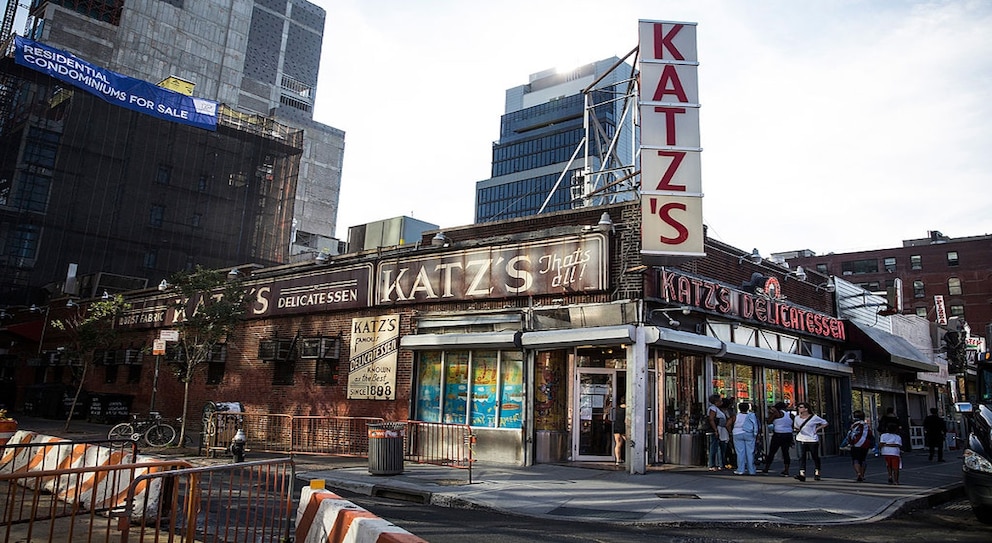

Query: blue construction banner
[[14, 36, 218, 131]]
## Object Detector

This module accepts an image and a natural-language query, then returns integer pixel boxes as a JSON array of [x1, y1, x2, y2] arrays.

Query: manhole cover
[[656, 492, 700, 499], [770, 509, 854, 522], [548, 506, 644, 520]]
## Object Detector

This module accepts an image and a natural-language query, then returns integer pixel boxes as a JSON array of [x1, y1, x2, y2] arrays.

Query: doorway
[[573, 368, 626, 461]]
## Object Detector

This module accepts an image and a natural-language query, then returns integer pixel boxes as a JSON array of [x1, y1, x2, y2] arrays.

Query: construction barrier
[[295, 481, 427, 543], [0, 430, 170, 518]]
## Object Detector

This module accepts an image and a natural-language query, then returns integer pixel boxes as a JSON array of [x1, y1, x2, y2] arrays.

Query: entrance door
[[573, 369, 620, 461]]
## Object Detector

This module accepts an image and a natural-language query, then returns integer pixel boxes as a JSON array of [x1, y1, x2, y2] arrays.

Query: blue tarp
[[14, 36, 218, 131]]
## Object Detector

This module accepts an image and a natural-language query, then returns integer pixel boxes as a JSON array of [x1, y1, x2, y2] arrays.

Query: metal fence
[[202, 414, 475, 468], [1, 459, 192, 543], [119, 457, 296, 543]]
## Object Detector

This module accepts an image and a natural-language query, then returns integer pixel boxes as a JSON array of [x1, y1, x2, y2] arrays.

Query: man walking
[[923, 408, 946, 462]]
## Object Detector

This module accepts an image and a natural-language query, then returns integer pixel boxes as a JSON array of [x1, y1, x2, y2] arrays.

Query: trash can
[[368, 422, 406, 475]]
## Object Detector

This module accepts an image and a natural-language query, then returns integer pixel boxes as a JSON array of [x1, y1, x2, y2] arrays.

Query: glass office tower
[[475, 58, 637, 223]]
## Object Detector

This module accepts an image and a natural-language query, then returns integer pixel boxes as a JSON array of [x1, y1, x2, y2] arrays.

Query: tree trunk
[[63, 363, 88, 433], [179, 378, 191, 447]]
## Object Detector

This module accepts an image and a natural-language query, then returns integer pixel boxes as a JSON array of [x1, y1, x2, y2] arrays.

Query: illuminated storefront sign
[[661, 269, 846, 340], [638, 20, 705, 263]]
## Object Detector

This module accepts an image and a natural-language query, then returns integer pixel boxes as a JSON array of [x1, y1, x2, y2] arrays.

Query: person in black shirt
[[923, 408, 947, 462]]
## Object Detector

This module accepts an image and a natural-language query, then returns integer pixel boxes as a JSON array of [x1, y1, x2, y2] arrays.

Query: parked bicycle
[[108, 412, 179, 447]]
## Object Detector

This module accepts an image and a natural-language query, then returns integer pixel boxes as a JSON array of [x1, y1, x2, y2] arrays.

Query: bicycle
[[108, 412, 178, 447]]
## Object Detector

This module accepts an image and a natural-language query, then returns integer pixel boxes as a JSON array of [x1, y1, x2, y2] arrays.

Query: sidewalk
[[13, 416, 964, 526], [296, 450, 965, 526]]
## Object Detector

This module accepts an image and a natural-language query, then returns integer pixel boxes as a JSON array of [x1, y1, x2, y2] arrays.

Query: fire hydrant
[[230, 429, 247, 463]]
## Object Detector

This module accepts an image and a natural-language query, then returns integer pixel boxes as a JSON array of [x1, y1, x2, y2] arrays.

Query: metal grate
[[770, 509, 854, 522], [548, 506, 645, 521], [656, 492, 701, 499]]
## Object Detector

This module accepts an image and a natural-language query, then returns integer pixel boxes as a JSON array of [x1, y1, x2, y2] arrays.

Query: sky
[[309, 0, 992, 256], [11, 1, 991, 256]]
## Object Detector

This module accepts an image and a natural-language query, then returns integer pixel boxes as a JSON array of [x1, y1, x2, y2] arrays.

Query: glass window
[[883, 257, 896, 272], [947, 251, 959, 266], [155, 165, 171, 185], [471, 351, 499, 427], [7, 224, 40, 259], [11, 173, 51, 212], [950, 305, 965, 317], [415, 352, 443, 422], [948, 278, 962, 296], [206, 345, 227, 385], [913, 280, 925, 298], [414, 350, 522, 428], [915, 307, 927, 318], [910, 255, 922, 270], [150, 205, 164, 227], [815, 263, 828, 274], [841, 259, 878, 275], [498, 351, 523, 428], [780, 335, 799, 355]]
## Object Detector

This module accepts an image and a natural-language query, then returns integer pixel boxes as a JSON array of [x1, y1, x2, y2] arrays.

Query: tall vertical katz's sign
[[348, 315, 400, 400], [638, 20, 705, 264]]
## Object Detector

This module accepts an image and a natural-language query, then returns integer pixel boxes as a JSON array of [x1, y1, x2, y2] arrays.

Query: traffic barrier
[[295, 481, 427, 543], [0, 429, 165, 518]]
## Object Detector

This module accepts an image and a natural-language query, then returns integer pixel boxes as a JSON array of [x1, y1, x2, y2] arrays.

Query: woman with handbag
[[793, 402, 828, 482], [761, 401, 794, 476]]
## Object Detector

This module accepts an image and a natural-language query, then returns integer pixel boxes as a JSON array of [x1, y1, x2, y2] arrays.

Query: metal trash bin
[[368, 422, 406, 475]]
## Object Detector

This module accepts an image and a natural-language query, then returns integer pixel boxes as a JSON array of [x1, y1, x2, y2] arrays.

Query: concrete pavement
[[298, 450, 964, 526], [13, 416, 964, 526]]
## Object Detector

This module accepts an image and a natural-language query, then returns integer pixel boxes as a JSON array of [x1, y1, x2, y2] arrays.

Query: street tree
[[164, 266, 249, 446], [50, 294, 131, 432]]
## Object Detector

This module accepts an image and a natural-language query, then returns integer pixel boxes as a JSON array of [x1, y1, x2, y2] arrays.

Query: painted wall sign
[[14, 36, 218, 131], [348, 315, 400, 400], [660, 268, 846, 341], [376, 234, 607, 304], [246, 265, 373, 317], [638, 19, 705, 262], [116, 264, 373, 329]]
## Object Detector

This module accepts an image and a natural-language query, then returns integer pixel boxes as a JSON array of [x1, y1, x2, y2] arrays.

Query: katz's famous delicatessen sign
[[660, 268, 846, 341]]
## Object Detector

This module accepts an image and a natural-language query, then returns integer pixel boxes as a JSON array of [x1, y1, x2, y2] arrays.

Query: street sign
[[152, 338, 166, 355], [160, 330, 179, 342]]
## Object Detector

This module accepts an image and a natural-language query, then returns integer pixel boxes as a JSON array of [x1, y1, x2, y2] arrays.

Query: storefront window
[[444, 352, 469, 424], [712, 360, 734, 397], [414, 352, 442, 422], [734, 364, 755, 404], [415, 350, 523, 429], [499, 351, 524, 428], [471, 351, 499, 427], [662, 351, 704, 434]]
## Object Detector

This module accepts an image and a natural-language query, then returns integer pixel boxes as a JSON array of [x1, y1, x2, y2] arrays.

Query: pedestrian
[[612, 400, 626, 466], [730, 402, 759, 475], [923, 408, 946, 462], [879, 422, 904, 485], [706, 394, 727, 471], [719, 398, 733, 470], [761, 401, 794, 476], [793, 402, 828, 482], [877, 407, 900, 434], [843, 410, 874, 482]]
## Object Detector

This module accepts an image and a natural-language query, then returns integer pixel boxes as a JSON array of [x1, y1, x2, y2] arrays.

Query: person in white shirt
[[761, 401, 794, 476], [879, 422, 904, 485], [792, 402, 828, 482]]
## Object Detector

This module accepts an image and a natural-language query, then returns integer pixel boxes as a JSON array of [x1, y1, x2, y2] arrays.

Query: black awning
[[846, 321, 938, 372]]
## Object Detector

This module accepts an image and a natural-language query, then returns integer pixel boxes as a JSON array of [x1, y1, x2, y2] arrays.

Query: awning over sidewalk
[[845, 321, 938, 372]]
